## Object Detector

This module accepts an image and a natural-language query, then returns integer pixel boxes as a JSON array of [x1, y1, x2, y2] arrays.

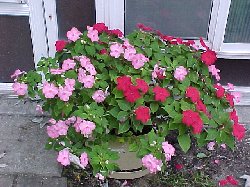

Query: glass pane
[[56, 0, 96, 40], [0, 16, 34, 83], [125, 0, 212, 38], [224, 0, 250, 43]]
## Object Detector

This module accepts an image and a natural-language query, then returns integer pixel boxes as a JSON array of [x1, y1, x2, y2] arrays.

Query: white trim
[[0, 2, 29, 16], [43, 0, 58, 57], [0, 0, 25, 3], [26, 0, 48, 66], [207, 0, 220, 44]]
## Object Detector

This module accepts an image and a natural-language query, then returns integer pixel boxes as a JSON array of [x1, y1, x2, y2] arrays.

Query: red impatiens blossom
[[100, 49, 108, 54], [226, 175, 239, 185], [135, 78, 149, 94], [232, 123, 246, 141], [124, 85, 141, 103], [137, 23, 153, 31], [117, 76, 132, 91], [226, 93, 234, 107], [230, 109, 239, 124], [201, 50, 217, 66], [175, 163, 183, 170], [135, 106, 150, 123], [109, 29, 123, 37], [182, 110, 203, 134], [152, 86, 170, 102], [214, 84, 225, 98], [93, 23, 108, 33], [55, 40, 67, 52], [195, 100, 207, 114], [186, 87, 200, 103], [219, 179, 228, 186]]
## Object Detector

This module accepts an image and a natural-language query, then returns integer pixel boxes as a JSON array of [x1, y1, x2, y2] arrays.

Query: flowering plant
[[12, 23, 245, 178]]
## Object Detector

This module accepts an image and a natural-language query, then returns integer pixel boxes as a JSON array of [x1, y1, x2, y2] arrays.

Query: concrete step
[[0, 115, 61, 177], [0, 174, 67, 187]]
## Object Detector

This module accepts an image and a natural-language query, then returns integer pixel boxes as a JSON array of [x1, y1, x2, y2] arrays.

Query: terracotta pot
[[109, 141, 149, 179]]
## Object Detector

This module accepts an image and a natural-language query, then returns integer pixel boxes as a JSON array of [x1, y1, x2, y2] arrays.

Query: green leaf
[[196, 152, 207, 159], [85, 45, 96, 56], [206, 129, 219, 140], [180, 100, 191, 110], [117, 100, 131, 111], [118, 121, 130, 134], [109, 106, 120, 118], [128, 142, 139, 152], [150, 103, 159, 113], [117, 111, 128, 121], [178, 134, 191, 153]]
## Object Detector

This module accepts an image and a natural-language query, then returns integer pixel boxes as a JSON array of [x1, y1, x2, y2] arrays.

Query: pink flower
[[83, 75, 95, 88], [232, 92, 241, 103], [227, 83, 234, 90], [207, 141, 216, 151], [221, 144, 226, 149], [67, 27, 82, 42], [65, 78, 75, 91], [50, 68, 64, 75], [47, 125, 59, 138], [42, 82, 58, 98], [95, 173, 105, 181], [79, 56, 91, 67], [131, 53, 149, 69], [57, 149, 70, 166], [141, 154, 162, 173], [162, 142, 175, 161], [11, 69, 25, 79], [208, 65, 220, 81], [78, 68, 87, 83], [36, 105, 43, 114], [12, 82, 28, 96], [92, 90, 106, 103], [85, 63, 97, 76], [79, 120, 96, 137], [152, 64, 166, 79], [87, 26, 99, 42], [65, 116, 76, 125], [80, 152, 89, 168], [49, 118, 57, 124], [62, 59, 76, 71], [58, 86, 72, 102], [124, 47, 136, 61], [55, 120, 69, 136], [110, 43, 124, 58], [74, 117, 82, 132], [214, 159, 220, 164], [174, 66, 188, 81]]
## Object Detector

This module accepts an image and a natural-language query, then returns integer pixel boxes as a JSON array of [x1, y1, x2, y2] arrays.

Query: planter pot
[[109, 141, 149, 179]]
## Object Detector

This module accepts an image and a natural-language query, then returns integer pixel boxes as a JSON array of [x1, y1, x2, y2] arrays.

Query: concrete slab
[[236, 106, 250, 124], [0, 175, 14, 187], [15, 175, 67, 187], [0, 115, 61, 177]]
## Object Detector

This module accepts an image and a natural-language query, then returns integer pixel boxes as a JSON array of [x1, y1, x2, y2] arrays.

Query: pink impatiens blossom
[[12, 82, 28, 96], [227, 83, 234, 90], [58, 86, 72, 102], [74, 117, 83, 132], [57, 149, 70, 166], [42, 82, 58, 98], [124, 47, 136, 61], [65, 116, 76, 125], [141, 154, 162, 174], [79, 120, 96, 137], [11, 69, 25, 79], [62, 59, 76, 71], [49, 118, 57, 124], [231, 92, 241, 103], [50, 68, 65, 75], [78, 68, 87, 83], [162, 142, 175, 161], [47, 125, 59, 138], [67, 27, 82, 42], [95, 173, 105, 181], [85, 63, 97, 76], [79, 56, 91, 67], [174, 66, 188, 81], [214, 159, 220, 164], [80, 152, 89, 168], [55, 120, 69, 136], [221, 144, 227, 149], [110, 43, 124, 58], [36, 105, 44, 114], [83, 75, 95, 88], [65, 78, 75, 91], [87, 26, 99, 42], [131, 53, 149, 69], [207, 141, 216, 151], [208, 65, 220, 81], [92, 90, 106, 103], [152, 64, 166, 79]]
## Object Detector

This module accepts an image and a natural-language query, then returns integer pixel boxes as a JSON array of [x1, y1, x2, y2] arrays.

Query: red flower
[[186, 87, 200, 103], [226, 175, 239, 185], [55, 40, 67, 52], [182, 110, 203, 134], [218, 179, 228, 186], [93, 23, 108, 33], [230, 109, 239, 124], [137, 23, 153, 31], [226, 93, 234, 107], [196, 100, 207, 114], [214, 84, 225, 98], [161, 35, 174, 42], [124, 85, 141, 103], [201, 50, 217, 66], [135, 106, 150, 123], [109, 29, 123, 37], [135, 79, 149, 94], [100, 49, 108, 55], [232, 123, 246, 141], [175, 164, 183, 170], [117, 76, 132, 91], [153, 86, 170, 102]]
